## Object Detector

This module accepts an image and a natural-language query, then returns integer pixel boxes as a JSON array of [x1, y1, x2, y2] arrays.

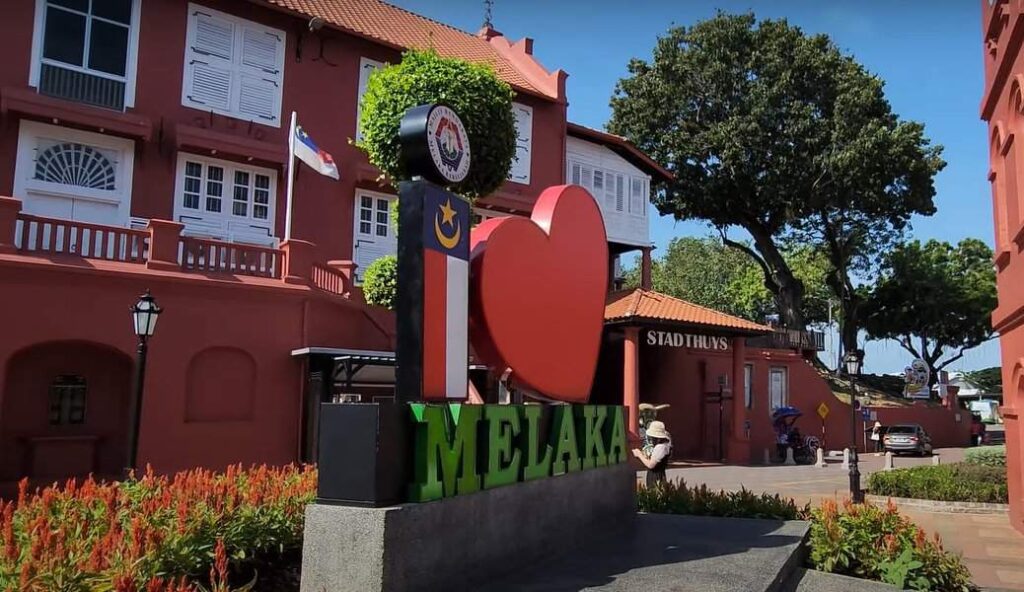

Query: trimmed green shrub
[[357, 49, 517, 199], [867, 463, 1007, 503], [636, 479, 809, 520], [362, 255, 398, 310], [965, 445, 1006, 468], [808, 499, 975, 591]]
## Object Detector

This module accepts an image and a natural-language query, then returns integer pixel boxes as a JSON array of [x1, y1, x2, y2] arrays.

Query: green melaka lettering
[[408, 404, 627, 502]]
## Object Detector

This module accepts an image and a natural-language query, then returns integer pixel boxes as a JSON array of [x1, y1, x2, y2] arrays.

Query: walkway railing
[[747, 329, 826, 352], [311, 262, 350, 296], [15, 213, 149, 263], [179, 236, 283, 279]]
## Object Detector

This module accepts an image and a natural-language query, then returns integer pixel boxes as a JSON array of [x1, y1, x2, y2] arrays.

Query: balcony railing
[[15, 213, 149, 263], [747, 329, 826, 352], [311, 263, 350, 296], [179, 236, 283, 279], [0, 198, 358, 297]]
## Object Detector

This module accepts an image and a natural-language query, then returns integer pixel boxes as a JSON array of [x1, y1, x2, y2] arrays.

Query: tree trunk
[[747, 226, 806, 330]]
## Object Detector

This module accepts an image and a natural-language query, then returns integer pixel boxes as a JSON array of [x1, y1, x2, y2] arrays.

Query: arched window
[[48, 375, 86, 425], [34, 142, 117, 190]]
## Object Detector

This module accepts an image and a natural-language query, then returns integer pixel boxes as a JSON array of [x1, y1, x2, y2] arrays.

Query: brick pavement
[[662, 448, 1023, 591]]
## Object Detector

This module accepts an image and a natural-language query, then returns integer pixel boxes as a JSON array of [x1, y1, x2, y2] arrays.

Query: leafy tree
[[624, 237, 831, 324], [357, 49, 517, 198], [362, 254, 398, 309], [960, 367, 1003, 394], [863, 239, 997, 384], [608, 13, 944, 353]]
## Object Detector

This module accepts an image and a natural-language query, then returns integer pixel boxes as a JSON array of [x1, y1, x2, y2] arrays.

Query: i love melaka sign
[[313, 104, 623, 508]]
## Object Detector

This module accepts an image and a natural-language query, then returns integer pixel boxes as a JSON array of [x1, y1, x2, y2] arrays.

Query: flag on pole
[[292, 124, 340, 180], [421, 184, 470, 399], [284, 112, 338, 240]]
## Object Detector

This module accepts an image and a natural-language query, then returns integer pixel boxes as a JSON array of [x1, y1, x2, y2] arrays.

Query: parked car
[[882, 424, 933, 456]]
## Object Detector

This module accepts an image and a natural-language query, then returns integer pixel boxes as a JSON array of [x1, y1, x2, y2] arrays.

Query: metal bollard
[[815, 447, 827, 468], [931, 454, 941, 466], [883, 451, 895, 471], [841, 448, 850, 470], [784, 446, 796, 466]]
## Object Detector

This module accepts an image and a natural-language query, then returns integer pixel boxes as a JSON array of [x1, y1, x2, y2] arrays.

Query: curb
[[865, 494, 1009, 514]]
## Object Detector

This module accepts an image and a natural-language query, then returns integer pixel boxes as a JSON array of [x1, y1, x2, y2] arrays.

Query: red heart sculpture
[[469, 185, 608, 402]]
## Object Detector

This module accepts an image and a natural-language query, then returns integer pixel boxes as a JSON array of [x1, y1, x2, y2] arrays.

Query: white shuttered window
[[356, 57, 384, 141], [182, 4, 285, 127]]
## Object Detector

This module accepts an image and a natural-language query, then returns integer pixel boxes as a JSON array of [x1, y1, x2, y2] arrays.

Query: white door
[[352, 190, 397, 283]]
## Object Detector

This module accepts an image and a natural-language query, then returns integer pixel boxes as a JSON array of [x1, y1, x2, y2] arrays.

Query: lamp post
[[844, 349, 865, 503], [126, 290, 161, 477]]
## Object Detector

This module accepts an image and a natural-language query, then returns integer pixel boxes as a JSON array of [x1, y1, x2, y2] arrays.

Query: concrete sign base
[[299, 463, 635, 592]]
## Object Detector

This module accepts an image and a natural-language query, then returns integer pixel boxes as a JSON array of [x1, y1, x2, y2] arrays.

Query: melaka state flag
[[422, 186, 470, 399]]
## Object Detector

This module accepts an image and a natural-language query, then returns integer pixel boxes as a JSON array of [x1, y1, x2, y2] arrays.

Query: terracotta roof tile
[[256, 0, 555, 98], [605, 289, 771, 334]]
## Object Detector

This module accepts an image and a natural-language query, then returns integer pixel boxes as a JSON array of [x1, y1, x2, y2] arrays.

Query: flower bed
[[638, 480, 976, 591], [867, 463, 1007, 503], [0, 464, 316, 591]]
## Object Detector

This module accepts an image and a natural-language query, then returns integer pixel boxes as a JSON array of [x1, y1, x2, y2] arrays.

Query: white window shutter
[[238, 74, 278, 122], [241, 27, 281, 74], [193, 12, 234, 61], [356, 58, 384, 140], [509, 103, 533, 184], [604, 169, 616, 210], [187, 62, 232, 110], [615, 174, 625, 212]]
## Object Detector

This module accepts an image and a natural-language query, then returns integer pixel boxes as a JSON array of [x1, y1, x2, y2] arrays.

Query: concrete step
[[779, 568, 900, 592], [487, 514, 810, 592]]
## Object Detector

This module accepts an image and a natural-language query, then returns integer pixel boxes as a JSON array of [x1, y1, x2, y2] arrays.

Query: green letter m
[[408, 404, 482, 502]]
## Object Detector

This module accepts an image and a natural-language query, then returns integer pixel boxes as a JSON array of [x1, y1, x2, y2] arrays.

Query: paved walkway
[[662, 448, 1024, 591]]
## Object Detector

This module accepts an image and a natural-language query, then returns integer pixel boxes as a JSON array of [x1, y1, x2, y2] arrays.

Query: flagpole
[[284, 111, 297, 241]]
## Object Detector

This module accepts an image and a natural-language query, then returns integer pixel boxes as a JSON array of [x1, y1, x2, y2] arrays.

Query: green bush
[[362, 255, 398, 310], [808, 499, 975, 591], [636, 479, 809, 520], [867, 463, 1007, 503], [965, 445, 1006, 468], [357, 49, 517, 199]]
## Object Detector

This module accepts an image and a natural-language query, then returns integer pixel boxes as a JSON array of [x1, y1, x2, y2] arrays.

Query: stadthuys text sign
[[408, 404, 628, 502]]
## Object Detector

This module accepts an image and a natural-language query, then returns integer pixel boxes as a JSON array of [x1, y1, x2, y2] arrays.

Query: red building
[[982, 0, 1024, 534], [0, 0, 968, 487]]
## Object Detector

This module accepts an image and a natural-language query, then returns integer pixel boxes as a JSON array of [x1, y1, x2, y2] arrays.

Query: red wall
[[981, 0, 1024, 534], [0, 0, 567, 264], [0, 259, 393, 481]]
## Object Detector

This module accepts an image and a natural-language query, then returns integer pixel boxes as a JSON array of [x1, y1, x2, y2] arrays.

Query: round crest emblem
[[426, 106, 471, 183]]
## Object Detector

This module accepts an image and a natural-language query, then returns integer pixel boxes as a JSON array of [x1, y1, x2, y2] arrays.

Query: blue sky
[[393, 0, 999, 375]]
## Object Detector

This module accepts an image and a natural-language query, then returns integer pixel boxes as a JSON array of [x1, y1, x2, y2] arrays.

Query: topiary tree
[[357, 49, 517, 199], [362, 255, 398, 309]]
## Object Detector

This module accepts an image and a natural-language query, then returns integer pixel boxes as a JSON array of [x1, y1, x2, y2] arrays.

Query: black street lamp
[[844, 348, 865, 503], [126, 289, 161, 477]]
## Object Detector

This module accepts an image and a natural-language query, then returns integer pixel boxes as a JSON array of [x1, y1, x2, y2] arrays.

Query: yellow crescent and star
[[433, 197, 461, 249]]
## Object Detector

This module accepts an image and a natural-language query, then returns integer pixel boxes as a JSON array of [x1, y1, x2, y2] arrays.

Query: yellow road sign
[[817, 402, 830, 420]]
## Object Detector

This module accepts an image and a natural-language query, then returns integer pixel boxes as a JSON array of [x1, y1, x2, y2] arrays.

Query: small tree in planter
[[355, 49, 518, 309]]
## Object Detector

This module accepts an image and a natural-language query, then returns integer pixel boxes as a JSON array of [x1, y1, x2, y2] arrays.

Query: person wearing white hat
[[870, 421, 883, 455], [633, 420, 672, 487]]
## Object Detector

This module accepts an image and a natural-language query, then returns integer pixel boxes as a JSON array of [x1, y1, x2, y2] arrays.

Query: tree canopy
[[608, 12, 944, 352], [862, 239, 997, 382], [625, 237, 832, 324], [357, 49, 517, 199]]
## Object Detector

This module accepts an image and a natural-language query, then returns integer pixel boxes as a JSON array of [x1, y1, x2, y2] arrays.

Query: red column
[[624, 326, 641, 442], [146, 219, 184, 271], [728, 336, 750, 463], [0, 197, 22, 254], [281, 239, 316, 284]]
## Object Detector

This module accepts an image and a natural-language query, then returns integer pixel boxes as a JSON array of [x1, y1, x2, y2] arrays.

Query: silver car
[[883, 424, 933, 456]]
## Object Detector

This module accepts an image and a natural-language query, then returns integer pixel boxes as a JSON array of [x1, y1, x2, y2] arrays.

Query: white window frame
[[356, 57, 385, 142], [28, 0, 143, 109], [172, 153, 278, 243], [769, 366, 788, 413], [14, 120, 136, 226], [509, 102, 533, 185], [181, 3, 286, 127], [352, 189, 397, 284]]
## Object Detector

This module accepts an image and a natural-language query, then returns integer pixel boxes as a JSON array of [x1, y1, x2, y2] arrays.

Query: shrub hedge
[[636, 479, 809, 520], [964, 445, 1006, 468], [867, 463, 1007, 503], [0, 464, 315, 591]]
